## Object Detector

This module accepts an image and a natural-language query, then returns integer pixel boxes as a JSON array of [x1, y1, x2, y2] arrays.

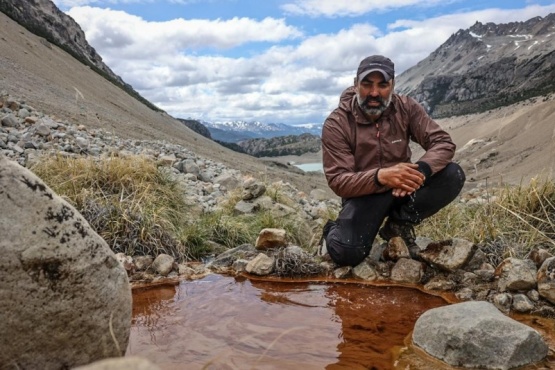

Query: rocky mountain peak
[[396, 13, 555, 118]]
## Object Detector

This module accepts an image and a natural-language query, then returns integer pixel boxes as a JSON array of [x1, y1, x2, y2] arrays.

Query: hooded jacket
[[322, 86, 456, 198]]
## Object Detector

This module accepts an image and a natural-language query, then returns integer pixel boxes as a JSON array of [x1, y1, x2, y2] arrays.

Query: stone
[[245, 253, 275, 275], [512, 294, 535, 313], [134, 255, 154, 271], [390, 258, 424, 284], [309, 188, 328, 201], [492, 293, 513, 314], [207, 244, 257, 268], [424, 275, 456, 291], [528, 247, 552, 268], [536, 256, 555, 304], [242, 179, 266, 200], [115, 253, 135, 273], [413, 301, 548, 369], [255, 228, 288, 250], [151, 254, 175, 276], [465, 248, 487, 271], [352, 260, 378, 281], [213, 171, 240, 191], [1, 113, 19, 128], [495, 258, 537, 292], [333, 266, 352, 279], [0, 157, 131, 369], [382, 237, 410, 261], [455, 287, 474, 301], [232, 259, 249, 273], [419, 238, 475, 272], [234, 200, 260, 215]]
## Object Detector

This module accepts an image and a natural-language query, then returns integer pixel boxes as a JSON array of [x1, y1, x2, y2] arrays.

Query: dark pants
[[325, 162, 465, 266]]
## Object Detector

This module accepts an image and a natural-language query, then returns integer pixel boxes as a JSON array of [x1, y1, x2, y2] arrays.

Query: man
[[320, 55, 465, 267]]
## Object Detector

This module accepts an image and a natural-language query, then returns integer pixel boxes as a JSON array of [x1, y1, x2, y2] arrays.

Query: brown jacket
[[322, 86, 456, 198]]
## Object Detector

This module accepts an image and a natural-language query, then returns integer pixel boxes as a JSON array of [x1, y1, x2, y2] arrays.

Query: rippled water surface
[[127, 274, 453, 369]]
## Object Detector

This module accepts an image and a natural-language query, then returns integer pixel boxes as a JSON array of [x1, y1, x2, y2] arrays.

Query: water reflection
[[128, 274, 451, 369]]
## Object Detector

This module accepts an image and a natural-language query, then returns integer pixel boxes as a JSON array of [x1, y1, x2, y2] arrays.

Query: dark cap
[[357, 55, 395, 82]]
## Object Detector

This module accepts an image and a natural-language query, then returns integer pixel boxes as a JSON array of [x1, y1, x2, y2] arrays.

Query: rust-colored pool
[[128, 274, 555, 369]]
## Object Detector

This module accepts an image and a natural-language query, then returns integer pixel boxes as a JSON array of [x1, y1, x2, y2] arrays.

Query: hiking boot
[[379, 219, 420, 259]]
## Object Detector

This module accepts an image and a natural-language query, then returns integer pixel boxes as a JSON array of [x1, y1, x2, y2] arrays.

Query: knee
[[442, 162, 466, 190]]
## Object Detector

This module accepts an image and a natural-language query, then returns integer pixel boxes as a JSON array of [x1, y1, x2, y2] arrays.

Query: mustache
[[361, 95, 385, 106]]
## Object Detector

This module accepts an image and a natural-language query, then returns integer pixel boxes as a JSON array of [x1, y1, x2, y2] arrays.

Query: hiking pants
[[325, 162, 466, 266]]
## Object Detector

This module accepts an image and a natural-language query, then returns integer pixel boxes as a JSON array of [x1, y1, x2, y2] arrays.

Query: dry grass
[[418, 177, 555, 262], [31, 154, 320, 261]]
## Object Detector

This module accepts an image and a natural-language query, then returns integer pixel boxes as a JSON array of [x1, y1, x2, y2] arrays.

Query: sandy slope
[[1, 11, 554, 193]]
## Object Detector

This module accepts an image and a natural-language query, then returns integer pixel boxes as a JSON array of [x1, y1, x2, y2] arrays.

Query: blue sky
[[52, 0, 555, 126]]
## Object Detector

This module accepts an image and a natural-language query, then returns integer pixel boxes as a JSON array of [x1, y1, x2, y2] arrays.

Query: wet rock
[[537, 256, 555, 304], [390, 258, 424, 284], [333, 266, 352, 279], [419, 238, 475, 272], [382, 237, 410, 261], [424, 275, 457, 291], [495, 258, 537, 292], [151, 254, 175, 276], [413, 301, 548, 369], [232, 259, 249, 273], [352, 260, 378, 281], [0, 157, 131, 369], [246, 253, 275, 275], [255, 228, 287, 250]]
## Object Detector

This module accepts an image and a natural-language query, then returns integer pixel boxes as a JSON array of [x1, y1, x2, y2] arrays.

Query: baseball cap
[[357, 55, 395, 82]]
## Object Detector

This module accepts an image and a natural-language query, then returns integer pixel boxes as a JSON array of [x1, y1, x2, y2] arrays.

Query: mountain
[[0, 0, 160, 112], [176, 118, 212, 139], [396, 14, 555, 118], [202, 120, 323, 142], [0, 8, 329, 196], [237, 133, 321, 157]]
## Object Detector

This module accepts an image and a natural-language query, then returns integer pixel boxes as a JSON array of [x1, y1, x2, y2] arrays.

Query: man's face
[[355, 71, 394, 117]]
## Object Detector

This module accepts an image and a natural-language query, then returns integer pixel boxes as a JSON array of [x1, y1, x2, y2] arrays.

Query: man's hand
[[377, 163, 425, 197]]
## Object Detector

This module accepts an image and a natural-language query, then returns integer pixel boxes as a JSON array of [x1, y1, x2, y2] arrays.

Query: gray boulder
[[413, 301, 548, 369], [0, 157, 132, 369]]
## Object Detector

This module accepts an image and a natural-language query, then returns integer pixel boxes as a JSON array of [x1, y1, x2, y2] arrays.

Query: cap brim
[[358, 69, 392, 82]]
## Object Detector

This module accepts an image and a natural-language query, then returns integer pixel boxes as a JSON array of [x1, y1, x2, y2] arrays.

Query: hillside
[[0, 10, 330, 196]]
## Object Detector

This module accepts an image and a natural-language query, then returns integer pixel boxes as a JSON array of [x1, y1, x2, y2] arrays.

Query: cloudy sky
[[53, 0, 555, 126]]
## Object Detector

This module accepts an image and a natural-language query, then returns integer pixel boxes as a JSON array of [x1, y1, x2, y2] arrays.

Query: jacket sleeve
[[322, 113, 388, 198], [407, 98, 456, 175]]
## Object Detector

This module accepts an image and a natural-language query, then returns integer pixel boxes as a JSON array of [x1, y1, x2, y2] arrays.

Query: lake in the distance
[[295, 162, 323, 172]]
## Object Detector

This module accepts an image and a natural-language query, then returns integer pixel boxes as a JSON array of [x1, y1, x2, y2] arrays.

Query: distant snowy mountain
[[200, 120, 323, 143]]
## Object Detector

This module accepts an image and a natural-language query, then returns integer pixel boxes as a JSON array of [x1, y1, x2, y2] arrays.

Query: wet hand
[[377, 163, 425, 197]]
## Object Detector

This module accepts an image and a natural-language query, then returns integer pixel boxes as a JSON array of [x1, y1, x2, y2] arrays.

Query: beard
[[357, 91, 393, 117]]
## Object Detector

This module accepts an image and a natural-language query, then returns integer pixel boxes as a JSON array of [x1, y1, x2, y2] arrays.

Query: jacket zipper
[[376, 123, 383, 167]]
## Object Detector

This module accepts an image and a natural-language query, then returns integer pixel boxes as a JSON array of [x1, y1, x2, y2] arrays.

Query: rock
[[528, 247, 552, 268], [73, 356, 161, 370], [465, 248, 487, 271], [352, 260, 378, 281], [455, 287, 474, 301], [207, 244, 257, 268], [115, 253, 135, 273], [413, 301, 549, 369], [234, 200, 260, 215], [0, 157, 131, 369], [495, 258, 537, 292], [382, 237, 410, 261], [536, 256, 555, 304], [255, 228, 288, 250], [390, 258, 424, 284], [1, 113, 20, 127], [242, 178, 266, 200], [333, 266, 352, 279], [512, 294, 535, 313], [213, 171, 240, 191], [424, 275, 456, 291], [419, 238, 475, 272], [492, 293, 512, 313], [134, 255, 154, 271], [151, 254, 175, 276], [245, 253, 275, 275], [309, 189, 328, 201], [232, 259, 249, 273]]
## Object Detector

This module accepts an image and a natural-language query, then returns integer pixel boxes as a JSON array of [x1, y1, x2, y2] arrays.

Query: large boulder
[[413, 301, 548, 369], [0, 157, 132, 369]]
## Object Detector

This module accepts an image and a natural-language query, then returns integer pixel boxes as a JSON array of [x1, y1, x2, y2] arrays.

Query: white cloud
[[281, 0, 447, 17], [65, 3, 555, 125]]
